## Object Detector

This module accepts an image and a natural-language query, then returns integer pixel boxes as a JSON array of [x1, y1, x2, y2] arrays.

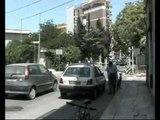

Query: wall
[[66, 6, 75, 33], [145, 0, 155, 98]]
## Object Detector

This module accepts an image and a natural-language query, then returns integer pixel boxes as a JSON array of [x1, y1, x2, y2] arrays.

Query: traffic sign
[[56, 49, 63, 55]]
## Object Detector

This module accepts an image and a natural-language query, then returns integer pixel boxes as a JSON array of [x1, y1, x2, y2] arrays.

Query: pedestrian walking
[[106, 61, 118, 94]]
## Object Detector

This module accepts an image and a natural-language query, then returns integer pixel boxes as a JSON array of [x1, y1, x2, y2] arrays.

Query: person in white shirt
[[106, 61, 118, 94]]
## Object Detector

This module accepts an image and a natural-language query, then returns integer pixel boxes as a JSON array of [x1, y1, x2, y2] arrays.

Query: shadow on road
[[38, 86, 115, 119]]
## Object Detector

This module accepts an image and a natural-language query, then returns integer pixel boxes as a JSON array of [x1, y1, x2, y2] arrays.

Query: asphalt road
[[5, 82, 114, 119], [5, 67, 144, 119], [5, 71, 113, 119]]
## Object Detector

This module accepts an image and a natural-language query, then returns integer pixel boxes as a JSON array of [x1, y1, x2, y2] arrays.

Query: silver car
[[5, 63, 58, 100], [59, 63, 106, 99]]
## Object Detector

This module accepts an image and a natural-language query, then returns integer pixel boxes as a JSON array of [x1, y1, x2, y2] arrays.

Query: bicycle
[[66, 99, 96, 120]]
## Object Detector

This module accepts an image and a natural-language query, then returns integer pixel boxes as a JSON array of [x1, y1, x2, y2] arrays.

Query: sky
[[5, 0, 138, 32]]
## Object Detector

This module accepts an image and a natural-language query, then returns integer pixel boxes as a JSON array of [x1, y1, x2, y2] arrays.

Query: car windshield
[[63, 67, 90, 77], [5, 66, 25, 75]]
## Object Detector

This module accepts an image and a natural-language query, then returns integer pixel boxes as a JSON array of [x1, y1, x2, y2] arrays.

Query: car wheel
[[27, 87, 36, 100], [51, 81, 58, 92]]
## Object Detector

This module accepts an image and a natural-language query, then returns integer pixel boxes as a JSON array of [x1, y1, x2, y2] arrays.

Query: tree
[[45, 45, 81, 70], [95, 19, 107, 63], [74, 18, 107, 62], [5, 21, 76, 66], [63, 45, 81, 63], [83, 28, 101, 60], [5, 40, 34, 64], [112, 0, 146, 55], [40, 21, 75, 49], [96, 19, 104, 32], [74, 16, 87, 60]]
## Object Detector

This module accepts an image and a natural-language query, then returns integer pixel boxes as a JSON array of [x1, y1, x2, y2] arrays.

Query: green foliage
[[5, 21, 76, 66], [5, 40, 34, 64], [96, 19, 105, 32], [83, 27, 104, 61], [74, 16, 108, 62], [63, 45, 81, 63], [40, 21, 75, 49], [112, 0, 146, 55], [45, 45, 81, 71], [74, 16, 87, 60]]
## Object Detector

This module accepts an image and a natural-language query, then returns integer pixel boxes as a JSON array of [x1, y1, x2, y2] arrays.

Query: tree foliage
[[5, 21, 80, 68], [74, 16, 87, 60], [112, 0, 146, 54], [5, 40, 34, 64], [45, 45, 81, 70], [74, 17, 107, 62], [40, 21, 75, 49]]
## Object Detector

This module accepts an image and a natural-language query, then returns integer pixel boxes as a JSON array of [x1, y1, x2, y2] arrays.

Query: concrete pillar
[[119, 49, 122, 60], [39, 52, 46, 66], [128, 47, 131, 66], [132, 46, 134, 74]]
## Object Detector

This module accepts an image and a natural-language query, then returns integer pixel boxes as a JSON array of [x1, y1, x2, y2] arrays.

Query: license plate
[[69, 81, 81, 85], [6, 79, 17, 82]]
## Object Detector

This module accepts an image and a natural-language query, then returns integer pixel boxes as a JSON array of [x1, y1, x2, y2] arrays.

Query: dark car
[[5, 63, 58, 100], [59, 63, 106, 99]]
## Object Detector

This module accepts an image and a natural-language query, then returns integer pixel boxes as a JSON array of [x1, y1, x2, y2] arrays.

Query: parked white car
[[59, 63, 106, 99]]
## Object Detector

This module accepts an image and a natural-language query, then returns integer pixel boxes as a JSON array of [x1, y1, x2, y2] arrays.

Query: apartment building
[[66, 0, 111, 33], [57, 23, 66, 33]]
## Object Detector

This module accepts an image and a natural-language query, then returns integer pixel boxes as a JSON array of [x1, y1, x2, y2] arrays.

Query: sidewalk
[[100, 79, 155, 119]]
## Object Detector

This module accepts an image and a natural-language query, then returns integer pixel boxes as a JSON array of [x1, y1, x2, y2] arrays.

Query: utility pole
[[37, 13, 41, 63], [21, 19, 23, 41]]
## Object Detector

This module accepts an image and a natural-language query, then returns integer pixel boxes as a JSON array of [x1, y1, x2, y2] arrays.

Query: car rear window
[[5, 66, 25, 75], [63, 67, 90, 77]]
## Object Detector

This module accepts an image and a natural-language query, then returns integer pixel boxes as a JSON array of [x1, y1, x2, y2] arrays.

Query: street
[[5, 67, 146, 119], [5, 82, 114, 119]]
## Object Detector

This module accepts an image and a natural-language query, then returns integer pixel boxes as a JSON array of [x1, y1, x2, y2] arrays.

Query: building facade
[[66, 0, 111, 33], [145, 0, 155, 98], [5, 28, 31, 47], [57, 23, 67, 33]]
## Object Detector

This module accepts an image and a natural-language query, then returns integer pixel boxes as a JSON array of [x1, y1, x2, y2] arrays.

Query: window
[[5, 66, 25, 75], [94, 67, 102, 77], [39, 65, 48, 74], [29, 65, 40, 75], [64, 67, 90, 77]]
